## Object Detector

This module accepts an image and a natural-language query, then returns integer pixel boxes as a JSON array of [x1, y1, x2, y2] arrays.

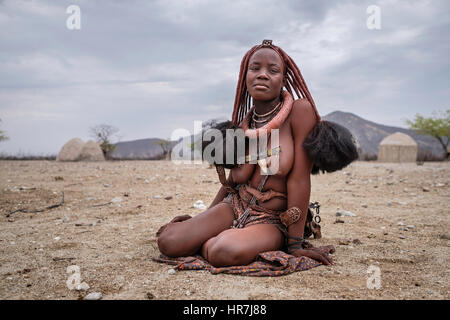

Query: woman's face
[[245, 48, 285, 102]]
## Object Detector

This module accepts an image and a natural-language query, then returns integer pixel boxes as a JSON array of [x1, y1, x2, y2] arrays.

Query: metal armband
[[279, 207, 302, 227]]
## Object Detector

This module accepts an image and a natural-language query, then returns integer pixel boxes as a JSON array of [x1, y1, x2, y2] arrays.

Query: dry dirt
[[0, 160, 449, 300]]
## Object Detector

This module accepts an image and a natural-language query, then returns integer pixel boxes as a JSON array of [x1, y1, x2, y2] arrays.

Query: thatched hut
[[78, 140, 105, 161], [378, 132, 418, 162], [57, 138, 105, 161], [56, 138, 85, 161]]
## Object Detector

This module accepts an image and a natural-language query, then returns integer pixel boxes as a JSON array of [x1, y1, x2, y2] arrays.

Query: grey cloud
[[0, 0, 449, 154]]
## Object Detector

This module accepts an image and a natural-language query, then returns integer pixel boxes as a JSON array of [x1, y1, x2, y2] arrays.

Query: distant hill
[[108, 138, 179, 160], [323, 111, 444, 160], [108, 118, 228, 160], [109, 113, 444, 161]]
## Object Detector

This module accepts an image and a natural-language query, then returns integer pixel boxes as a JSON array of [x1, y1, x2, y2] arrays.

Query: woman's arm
[[209, 161, 256, 208], [286, 99, 315, 239], [208, 168, 235, 208], [286, 99, 334, 265], [209, 184, 229, 208]]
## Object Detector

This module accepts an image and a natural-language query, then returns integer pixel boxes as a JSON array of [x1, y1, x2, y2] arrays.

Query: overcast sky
[[0, 0, 449, 155]]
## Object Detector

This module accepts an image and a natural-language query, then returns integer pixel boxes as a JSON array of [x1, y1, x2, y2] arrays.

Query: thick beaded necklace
[[241, 90, 294, 138], [251, 101, 282, 125]]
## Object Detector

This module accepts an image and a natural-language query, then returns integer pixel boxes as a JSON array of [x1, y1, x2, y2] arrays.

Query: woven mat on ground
[[152, 250, 324, 277]]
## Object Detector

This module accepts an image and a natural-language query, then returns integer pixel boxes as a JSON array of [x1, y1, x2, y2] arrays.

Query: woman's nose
[[256, 70, 269, 79]]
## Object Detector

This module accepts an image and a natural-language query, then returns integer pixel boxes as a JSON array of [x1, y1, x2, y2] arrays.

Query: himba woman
[[156, 40, 338, 268]]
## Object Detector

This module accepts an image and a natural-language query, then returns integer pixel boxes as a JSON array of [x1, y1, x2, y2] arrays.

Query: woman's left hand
[[289, 245, 335, 265]]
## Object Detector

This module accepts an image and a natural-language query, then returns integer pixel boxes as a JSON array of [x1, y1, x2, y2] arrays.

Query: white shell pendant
[[258, 158, 270, 175]]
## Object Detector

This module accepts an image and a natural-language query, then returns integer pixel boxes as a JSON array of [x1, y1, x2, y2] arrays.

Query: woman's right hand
[[155, 214, 192, 237]]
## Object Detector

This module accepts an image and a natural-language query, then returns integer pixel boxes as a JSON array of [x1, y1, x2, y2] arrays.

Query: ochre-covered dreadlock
[[231, 40, 321, 126]]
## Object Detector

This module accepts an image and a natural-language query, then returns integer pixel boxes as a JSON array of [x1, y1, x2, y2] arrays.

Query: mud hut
[[56, 138, 85, 161], [378, 132, 418, 162]]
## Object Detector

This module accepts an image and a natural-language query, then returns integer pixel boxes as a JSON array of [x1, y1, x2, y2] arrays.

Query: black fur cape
[[201, 120, 358, 174], [302, 120, 359, 174]]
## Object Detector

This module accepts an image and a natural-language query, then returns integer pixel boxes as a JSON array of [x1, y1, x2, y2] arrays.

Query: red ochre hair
[[231, 40, 321, 126]]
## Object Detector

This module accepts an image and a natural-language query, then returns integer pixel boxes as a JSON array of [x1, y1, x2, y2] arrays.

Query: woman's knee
[[207, 238, 252, 267], [157, 231, 176, 257], [157, 227, 191, 257]]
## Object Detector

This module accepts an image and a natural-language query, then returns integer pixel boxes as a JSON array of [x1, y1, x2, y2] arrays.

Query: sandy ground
[[0, 160, 449, 300]]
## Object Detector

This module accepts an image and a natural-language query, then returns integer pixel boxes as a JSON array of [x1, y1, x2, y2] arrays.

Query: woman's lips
[[253, 84, 269, 90]]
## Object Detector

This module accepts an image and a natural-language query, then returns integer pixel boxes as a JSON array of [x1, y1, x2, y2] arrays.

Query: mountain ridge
[[322, 111, 443, 159]]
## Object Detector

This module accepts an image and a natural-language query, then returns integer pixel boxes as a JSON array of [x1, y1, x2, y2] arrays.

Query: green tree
[[406, 110, 449, 159], [89, 124, 119, 158], [155, 138, 172, 160], [0, 118, 9, 142]]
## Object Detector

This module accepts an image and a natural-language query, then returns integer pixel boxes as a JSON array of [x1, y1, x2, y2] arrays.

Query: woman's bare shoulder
[[289, 98, 317, 136]]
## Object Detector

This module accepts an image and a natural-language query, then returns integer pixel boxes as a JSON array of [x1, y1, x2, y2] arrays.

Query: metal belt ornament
[[233, 174, 269, 229]]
